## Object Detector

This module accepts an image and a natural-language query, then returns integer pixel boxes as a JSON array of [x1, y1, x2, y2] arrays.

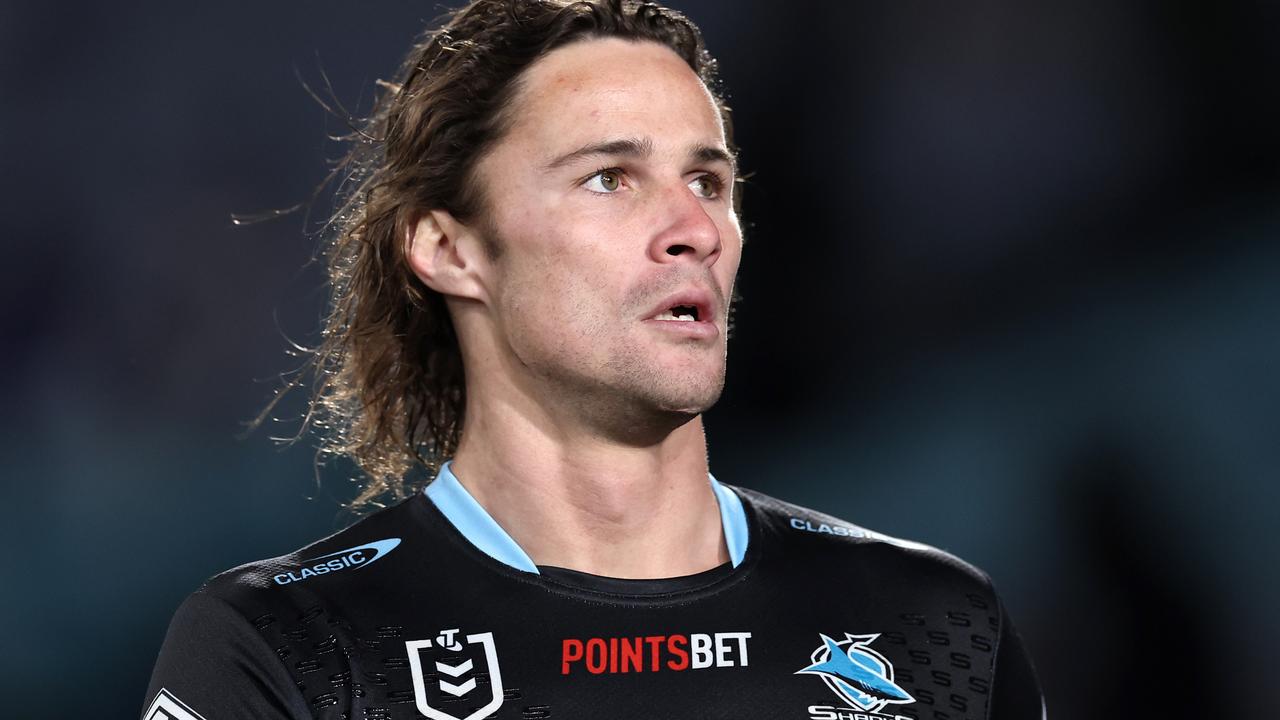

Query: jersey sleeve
[[989, 600, 1046, 719], [141, 591, 311, 720]]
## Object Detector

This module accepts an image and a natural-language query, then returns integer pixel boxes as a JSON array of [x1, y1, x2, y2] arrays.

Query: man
[[144, 1, 1044, 718]]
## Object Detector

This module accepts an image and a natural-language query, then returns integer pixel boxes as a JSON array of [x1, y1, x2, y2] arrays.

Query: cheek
[[716, 222, 744, 290], [490, 203, 636, 344], [500, 271, 620, 376], [496, 242, 611, 343]]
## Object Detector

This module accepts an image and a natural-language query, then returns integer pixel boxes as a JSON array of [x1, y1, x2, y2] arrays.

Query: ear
[[404, 209, 490, 302]]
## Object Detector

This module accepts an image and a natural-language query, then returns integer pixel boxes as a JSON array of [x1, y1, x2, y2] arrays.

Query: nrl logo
[[406, 628, 504, 720], [797, 633, 915, 715]]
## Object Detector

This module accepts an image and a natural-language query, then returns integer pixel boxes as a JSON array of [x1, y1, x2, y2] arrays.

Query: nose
[[648, 183, 722, 266]]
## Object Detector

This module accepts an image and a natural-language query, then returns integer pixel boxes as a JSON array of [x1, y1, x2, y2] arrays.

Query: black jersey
[[143, 465, 1044, 720]]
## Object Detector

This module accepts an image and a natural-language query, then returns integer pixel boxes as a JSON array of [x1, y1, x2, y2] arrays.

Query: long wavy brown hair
[[276, 0, 734, 510]]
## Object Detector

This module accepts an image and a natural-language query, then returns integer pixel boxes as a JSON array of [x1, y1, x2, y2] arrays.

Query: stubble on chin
[[598, 335, 728, 423]]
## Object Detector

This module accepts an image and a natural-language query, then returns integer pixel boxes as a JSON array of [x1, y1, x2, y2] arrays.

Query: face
[[470, 38, 742, 425]]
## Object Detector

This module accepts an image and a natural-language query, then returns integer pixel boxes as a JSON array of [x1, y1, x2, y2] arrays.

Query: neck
[[448, 382, 728, 579]]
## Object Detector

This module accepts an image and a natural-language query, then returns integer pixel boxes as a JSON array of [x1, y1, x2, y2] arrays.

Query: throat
[[446, 454, 728, 579], [507, 478, 728, 579]]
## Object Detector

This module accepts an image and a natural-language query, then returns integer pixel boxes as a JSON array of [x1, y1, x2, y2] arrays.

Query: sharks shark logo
[[797, 633, 915, 714]]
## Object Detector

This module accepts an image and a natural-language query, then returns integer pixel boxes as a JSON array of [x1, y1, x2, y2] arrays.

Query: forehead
[[502, 37, 726, 157]]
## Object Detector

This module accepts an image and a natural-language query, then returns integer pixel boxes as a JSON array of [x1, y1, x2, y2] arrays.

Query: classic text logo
[[272, 538, 401, 585]]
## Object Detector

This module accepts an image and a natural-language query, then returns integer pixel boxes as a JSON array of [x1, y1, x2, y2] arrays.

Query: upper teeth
[[656, 307, 697, 321]]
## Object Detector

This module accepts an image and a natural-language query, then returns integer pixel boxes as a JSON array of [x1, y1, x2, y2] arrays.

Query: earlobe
[[405, 210, 488, 302]]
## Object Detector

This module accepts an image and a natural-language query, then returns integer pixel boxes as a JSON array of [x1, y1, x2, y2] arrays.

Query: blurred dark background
[[3, 1, 1277, 717]]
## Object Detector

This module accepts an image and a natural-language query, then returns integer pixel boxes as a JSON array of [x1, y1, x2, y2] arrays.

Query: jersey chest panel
[[145, 488, 1040, 720], [246, 550, 1000, 720]]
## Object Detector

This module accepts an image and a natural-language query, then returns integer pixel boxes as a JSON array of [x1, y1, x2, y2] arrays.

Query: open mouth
[[653, 304, 700, 322]]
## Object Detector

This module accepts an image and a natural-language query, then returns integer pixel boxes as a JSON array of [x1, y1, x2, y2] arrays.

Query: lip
[[642, 288, 719, 339]]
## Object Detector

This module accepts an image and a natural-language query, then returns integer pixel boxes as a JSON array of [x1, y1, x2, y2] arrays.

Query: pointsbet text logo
[[561, 632, 752, 675]]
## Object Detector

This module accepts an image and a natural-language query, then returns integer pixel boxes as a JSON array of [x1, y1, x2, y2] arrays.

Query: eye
[[688, 173, 725, 199], [583, 169, 623, 193]]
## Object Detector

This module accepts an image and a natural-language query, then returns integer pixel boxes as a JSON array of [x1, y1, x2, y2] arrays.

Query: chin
[[584, 376, 722, 445], [587, 350, 727, 427], [646, 376, 726, 416]]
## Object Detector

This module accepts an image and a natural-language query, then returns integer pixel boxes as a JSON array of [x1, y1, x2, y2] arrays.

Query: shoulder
[[144, 499, 425, 720], [192, 494, 438, 621], [146, 496, 439, 710], [732, 485, 997, 597], [731, 486, 1045, 716]]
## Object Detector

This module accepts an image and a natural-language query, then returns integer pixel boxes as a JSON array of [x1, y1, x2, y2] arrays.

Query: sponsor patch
[[789, 517, 866, 538], [560, 632, 752, 675], [272, 538, 401, 585]]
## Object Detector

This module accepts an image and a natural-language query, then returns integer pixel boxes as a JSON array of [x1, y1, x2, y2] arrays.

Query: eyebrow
[[691, 143, 738, 176], [543, 136, 737, 176]]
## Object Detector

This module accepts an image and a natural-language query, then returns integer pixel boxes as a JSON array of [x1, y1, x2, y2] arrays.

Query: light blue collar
[[425, 460, 749, 575]]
